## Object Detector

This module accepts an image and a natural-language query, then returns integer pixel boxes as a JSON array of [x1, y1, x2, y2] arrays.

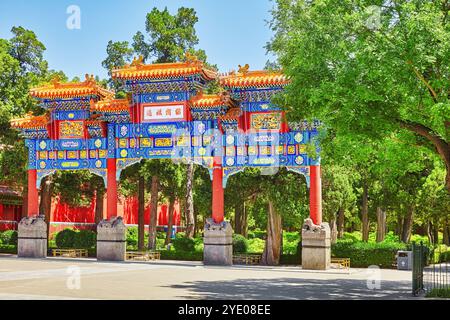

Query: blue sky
[[0, 0, 276, 80]]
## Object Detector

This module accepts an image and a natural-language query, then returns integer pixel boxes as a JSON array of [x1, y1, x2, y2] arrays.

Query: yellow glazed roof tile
[[220, 66, 289, 88], [112, 55, 217, 81], [30, 75, 114, 99], [10, 113, 50, 130]]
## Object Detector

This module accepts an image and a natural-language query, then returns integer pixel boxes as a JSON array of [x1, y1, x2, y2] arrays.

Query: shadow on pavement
[[167, 277, 414, 300]]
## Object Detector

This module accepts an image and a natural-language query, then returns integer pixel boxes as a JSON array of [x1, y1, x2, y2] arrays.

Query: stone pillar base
[[301, 218, 331, 270], [18, 215, 47, 259], [97, 216, 126, 261], [203, 219, 233, 266]]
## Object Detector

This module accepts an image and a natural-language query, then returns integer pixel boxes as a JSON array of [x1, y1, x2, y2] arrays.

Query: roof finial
[[185, 52, 199, 64], [131, 55, 144, 67], [238, 64, 250, 75], [51, 75, 61, 87]]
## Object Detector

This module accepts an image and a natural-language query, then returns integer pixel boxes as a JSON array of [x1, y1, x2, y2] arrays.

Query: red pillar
[[211, 158, 224, 224], [106, 158, 118, 219], [27, 169, 39, 217], [309, 165, 322, 225]]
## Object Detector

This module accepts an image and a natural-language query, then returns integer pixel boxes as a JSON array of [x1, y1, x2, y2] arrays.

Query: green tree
[[268, 0, 450, 192], [101, 40, 134, 92], [132, 7, 201, 63]]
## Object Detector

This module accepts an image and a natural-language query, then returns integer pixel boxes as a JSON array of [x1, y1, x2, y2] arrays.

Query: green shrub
[[160, 250, 203, 261], [247, 231, 255, 239], [254, 230, 267, 240], [175, 232, 186, 239], [439, 250, 450, 262], [172, 236, 195, 252], [332, 239, 407, 268], [0, 244, 17, 254], [157, 231, 166, 239], [73, 230, 96, 248], [426, 288, 450, 298], [247, 238, 265, 253], [284, 232, 300, 243], [55, 229, 77, 248], [126, 227, 138, 247], [233, 234, 248, 254], [0, 230, 18, 246]]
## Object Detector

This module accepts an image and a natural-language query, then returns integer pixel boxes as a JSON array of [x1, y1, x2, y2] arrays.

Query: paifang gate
[[11, 55, 330, 269]]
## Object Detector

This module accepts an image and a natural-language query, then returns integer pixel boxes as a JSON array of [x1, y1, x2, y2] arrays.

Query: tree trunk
[[165, 198, 176, 245], [427, 221, 435, 245], [185, 163, 195, 238], [261, 201, 282, 266], [138, 176, 145, 251], [22, 187, 28, 218], [433, 221, 439, 246], [94, 189, 104, 225], [234, 202, 247, 237], [241, 202, 248, 238], [330, 218, 338, 244], [148, 176, 159, 251], [376, 207, 386, 242], [39, 176, 53, 245], [443, 218, 450, 246], [396, 213, 404, 238], [401, 207, 414, 243], [337, 207, 345, 238], [361, 182, 369, 242]]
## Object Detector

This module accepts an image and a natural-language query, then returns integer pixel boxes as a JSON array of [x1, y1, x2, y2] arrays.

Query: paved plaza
[[0, 254, 415, 300]]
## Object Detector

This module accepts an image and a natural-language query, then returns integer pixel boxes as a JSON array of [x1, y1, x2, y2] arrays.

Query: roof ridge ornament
[[130, 55, 144, 68], [185, 52, 200, 65], [51, 75, 61, 88], [84, 74, 96, 85], [238, 64, 250, 75]]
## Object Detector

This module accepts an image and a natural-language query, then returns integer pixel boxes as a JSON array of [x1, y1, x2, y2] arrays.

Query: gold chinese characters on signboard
[[59, 121, 84, 139], [250, 113, 281, 130]]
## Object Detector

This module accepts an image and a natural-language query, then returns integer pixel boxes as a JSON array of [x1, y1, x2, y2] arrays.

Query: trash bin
[[397, 251, 413, 270]]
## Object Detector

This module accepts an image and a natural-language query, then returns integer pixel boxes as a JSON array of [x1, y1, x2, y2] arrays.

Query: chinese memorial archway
[[11, 54, 329, 269]]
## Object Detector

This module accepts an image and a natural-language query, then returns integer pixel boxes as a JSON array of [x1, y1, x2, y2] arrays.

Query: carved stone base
[[97, 216, 126, 261], [203, 219, 233, 266], [301, 218, 331, 270], [18, 215, 47, 259]]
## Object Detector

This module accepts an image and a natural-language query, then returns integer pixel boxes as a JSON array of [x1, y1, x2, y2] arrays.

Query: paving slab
[[0, 255, 416, 300]]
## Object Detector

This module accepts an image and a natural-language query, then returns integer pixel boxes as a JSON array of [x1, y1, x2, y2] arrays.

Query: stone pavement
[[0, 254, 416, 300]]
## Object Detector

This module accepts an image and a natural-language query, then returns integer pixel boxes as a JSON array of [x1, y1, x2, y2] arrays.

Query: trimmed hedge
[[55, 229, 77, 248], [0, 244, 17, 254], [126, 226, 138, 247], [0, 230, 18, 246], [332, 239, 407, 268], [172, 236, 195, 252], [160, 250, 203, 261], [74, 230, 96, 248], [55, 229, 96, 249], [232, 234, 248, 254]]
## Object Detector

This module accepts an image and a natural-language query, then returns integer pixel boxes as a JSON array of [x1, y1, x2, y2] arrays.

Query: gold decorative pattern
[[250, 113, 282, 130], [59, 121, 84, 139]]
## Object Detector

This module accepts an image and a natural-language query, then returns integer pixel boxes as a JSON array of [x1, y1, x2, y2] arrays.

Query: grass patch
[[426, 288, 450, 298]]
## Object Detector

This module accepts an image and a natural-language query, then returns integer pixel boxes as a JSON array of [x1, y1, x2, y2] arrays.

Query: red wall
[[0, 204, 22, 231], [48, 194, 181, 234], [0, 195, 181, 233]]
